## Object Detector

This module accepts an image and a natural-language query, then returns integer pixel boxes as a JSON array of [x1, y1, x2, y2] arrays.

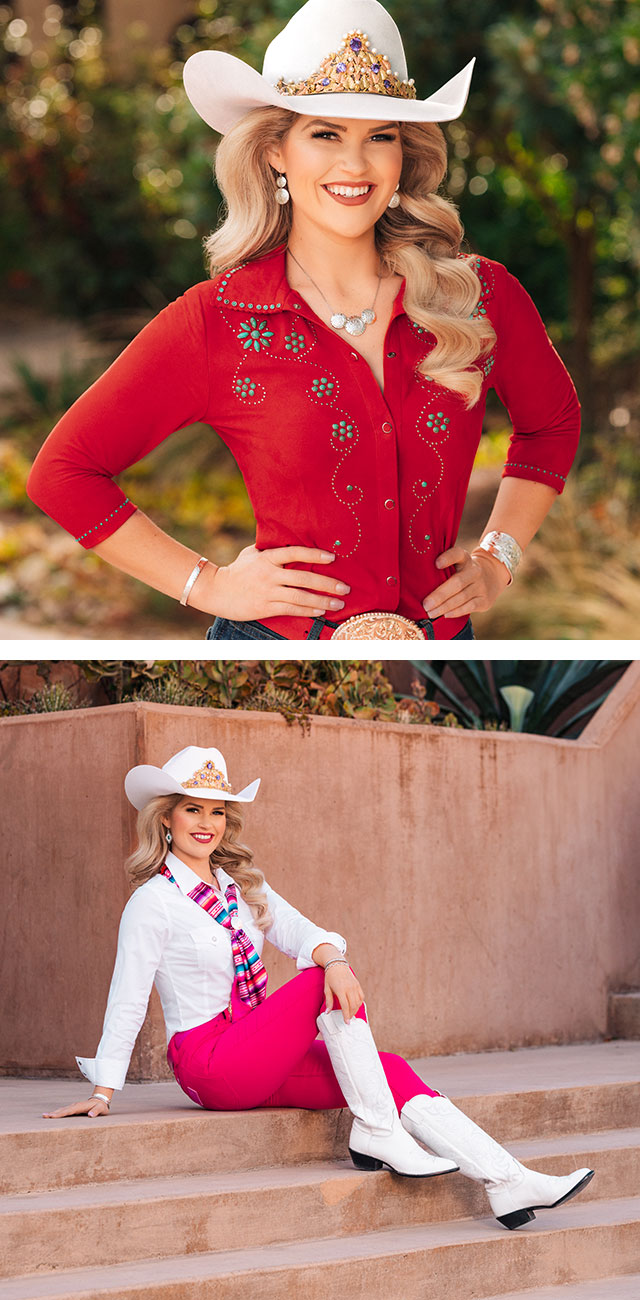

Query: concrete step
[[1, 1127, 632, 1277], [483, 1277, 640, 1300], [0, 1196, 638, 1300], [609, 992, 640, 1039], [2, 1040, 638, 1195]]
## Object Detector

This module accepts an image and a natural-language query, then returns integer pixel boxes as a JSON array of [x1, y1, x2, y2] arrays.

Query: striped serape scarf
[[160, 863, 268, 1009]]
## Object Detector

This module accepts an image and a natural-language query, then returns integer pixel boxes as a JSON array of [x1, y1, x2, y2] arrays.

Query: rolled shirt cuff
[[76, 1055, 129, 1091], [297, 929, 347, 971]]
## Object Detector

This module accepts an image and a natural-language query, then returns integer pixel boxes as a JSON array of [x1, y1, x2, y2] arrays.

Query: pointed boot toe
[[491, 1166, 595, 1229]]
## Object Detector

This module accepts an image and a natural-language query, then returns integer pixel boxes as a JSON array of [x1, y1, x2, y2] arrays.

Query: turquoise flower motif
[[237, 318, 274, 352]]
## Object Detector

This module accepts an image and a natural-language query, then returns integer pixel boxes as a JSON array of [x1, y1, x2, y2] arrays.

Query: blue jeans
[[206, 617, 475, 641]]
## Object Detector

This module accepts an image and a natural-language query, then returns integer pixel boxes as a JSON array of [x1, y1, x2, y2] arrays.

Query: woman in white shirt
[[45, 745, 594, 1231]]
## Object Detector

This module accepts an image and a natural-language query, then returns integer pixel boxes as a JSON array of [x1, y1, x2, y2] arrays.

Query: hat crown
[[262, 0, 408, 87], [162, 746, 231, 792]]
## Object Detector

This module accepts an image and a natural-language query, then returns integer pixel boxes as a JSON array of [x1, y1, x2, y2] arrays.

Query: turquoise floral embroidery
[[312, 377, 335, 396], [328, 411, 362, 557], [425, 411, 450, 435], [237, 318, 274, 352], [409, 404, 450, 554], [235, 376, 257, 397], [332, 420, 355, 442], [285, 331, 306, 354]]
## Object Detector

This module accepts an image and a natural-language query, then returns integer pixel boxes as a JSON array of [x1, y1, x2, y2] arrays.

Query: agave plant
[[407, 661, 629, 736]]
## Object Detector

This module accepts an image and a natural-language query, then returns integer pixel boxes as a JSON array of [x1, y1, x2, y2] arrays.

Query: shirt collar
[[164, 849, 232, 896], [213, 245, 290, 314], [214, 243, 406, 322]]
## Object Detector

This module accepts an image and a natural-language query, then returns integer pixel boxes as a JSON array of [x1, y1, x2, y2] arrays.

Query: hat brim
[[124, 765, 260, 811], [183, 51, 475, 136]]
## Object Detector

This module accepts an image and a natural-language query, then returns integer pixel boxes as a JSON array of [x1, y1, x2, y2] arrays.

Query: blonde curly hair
[[205, 106, 496, 408], [126, 794, 272, 932]]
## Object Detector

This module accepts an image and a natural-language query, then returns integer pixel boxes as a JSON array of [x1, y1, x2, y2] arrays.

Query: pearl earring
[[275, 173, 290, 205], [388, 184, 401, 209], [165, 830, 172, 844]]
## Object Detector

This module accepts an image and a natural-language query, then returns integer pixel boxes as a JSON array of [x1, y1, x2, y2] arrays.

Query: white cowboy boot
[[316, 1009, 459, 1178], [400, 1092, 595, 1228]]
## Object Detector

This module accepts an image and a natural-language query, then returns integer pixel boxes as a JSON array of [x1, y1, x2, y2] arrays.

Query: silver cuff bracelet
[[180, 556, 209, 607], [477, 531, 523, 584]]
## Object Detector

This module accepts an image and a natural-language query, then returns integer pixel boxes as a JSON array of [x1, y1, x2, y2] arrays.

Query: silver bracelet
[[476, 531, 523, 585], [180, 556, 209, 607], [91, 1092, 111, 1107], [324, 958, 350, 972]]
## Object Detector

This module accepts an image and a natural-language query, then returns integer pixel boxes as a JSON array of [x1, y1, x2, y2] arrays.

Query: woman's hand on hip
[[324, 964, 365, 1024], [43, 1097, 111, 1119], [423, 545, 510, 620], [209, 545, 350, 621]]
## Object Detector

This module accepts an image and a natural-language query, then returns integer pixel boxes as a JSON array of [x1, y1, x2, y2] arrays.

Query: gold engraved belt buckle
[[330, 612, 427, 640]]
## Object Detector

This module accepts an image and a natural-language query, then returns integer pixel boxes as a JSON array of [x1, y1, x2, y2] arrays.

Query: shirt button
[[350, 351, 359, 361], [387, 351, 397, 358], [382, 421, 393, 434], [386, 575, 397, 586], [384, 498, 396, 510]]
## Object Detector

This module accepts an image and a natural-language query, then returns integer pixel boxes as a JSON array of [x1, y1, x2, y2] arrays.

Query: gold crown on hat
[[182, 759, 232, 792], [275, 30, 417, 102]]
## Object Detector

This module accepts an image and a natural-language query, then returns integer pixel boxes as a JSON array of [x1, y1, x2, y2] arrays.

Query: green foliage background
[[0, 0, 638, 637], [2, 1, 638, 385]]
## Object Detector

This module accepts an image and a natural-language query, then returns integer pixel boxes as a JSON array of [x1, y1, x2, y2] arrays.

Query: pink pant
[[167, 966, 441, 1112]]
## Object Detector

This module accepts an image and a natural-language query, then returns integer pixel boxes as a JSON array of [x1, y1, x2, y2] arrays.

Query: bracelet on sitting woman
[[91, 1092, 111, 1107], [323, 958, 350, 972]]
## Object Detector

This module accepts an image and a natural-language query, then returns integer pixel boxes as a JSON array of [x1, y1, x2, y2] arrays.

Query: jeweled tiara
[[275, 30, 416, 102], [182, 760, 232, 792]]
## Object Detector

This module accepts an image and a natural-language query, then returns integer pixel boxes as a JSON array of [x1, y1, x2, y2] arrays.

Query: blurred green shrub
[[0, 2, 224, 314], [77, 659, 444, 728], [0, 680, 78, 713]]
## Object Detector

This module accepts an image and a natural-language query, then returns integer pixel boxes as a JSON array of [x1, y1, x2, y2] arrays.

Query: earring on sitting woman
[[165, 830, 172, 844], [275, 173, 290, 204], [387, 184, 401, 209]]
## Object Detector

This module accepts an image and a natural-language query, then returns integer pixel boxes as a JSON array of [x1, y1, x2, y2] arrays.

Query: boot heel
[[349, 1148, 383, 1171], [497, 1207, 536, 1230]]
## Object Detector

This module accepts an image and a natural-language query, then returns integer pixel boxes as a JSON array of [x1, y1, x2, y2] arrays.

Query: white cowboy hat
[[124, 746, 260, 811], [183, 0, 475, 136]]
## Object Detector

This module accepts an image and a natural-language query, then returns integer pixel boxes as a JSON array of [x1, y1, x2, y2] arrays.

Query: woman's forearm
[[311, 943, 347, 968], [423, 477, 561, 616], [92, 1085, 114, 1101], [478, 478, 559, 550], [93, 512, 347, 622], [93, 511, 221, 613]]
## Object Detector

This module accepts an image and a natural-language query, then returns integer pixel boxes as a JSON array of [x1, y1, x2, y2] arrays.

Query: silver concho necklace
[[287, 248, 383, 338]]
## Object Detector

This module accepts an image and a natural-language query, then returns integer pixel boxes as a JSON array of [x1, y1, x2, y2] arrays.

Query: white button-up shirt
[[77, 851, 346, 1090]]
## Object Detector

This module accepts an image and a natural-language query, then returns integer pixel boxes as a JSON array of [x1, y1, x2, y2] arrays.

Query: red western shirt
[[28, 245, 580, 639]]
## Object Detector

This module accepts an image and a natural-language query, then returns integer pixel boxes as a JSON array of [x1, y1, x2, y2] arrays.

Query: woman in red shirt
[[27, 0, 580, 640]]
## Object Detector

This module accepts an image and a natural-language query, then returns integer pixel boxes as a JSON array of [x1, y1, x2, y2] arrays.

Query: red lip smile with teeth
[[323, 183, 376, 205]]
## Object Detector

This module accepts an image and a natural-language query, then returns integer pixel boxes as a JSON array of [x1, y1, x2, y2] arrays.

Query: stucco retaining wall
[[1, 664, 639, 1079]]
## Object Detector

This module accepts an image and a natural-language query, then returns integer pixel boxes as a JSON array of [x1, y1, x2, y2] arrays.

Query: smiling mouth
[[191, 833, 214, 842], [323, 183, 374, 199]]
